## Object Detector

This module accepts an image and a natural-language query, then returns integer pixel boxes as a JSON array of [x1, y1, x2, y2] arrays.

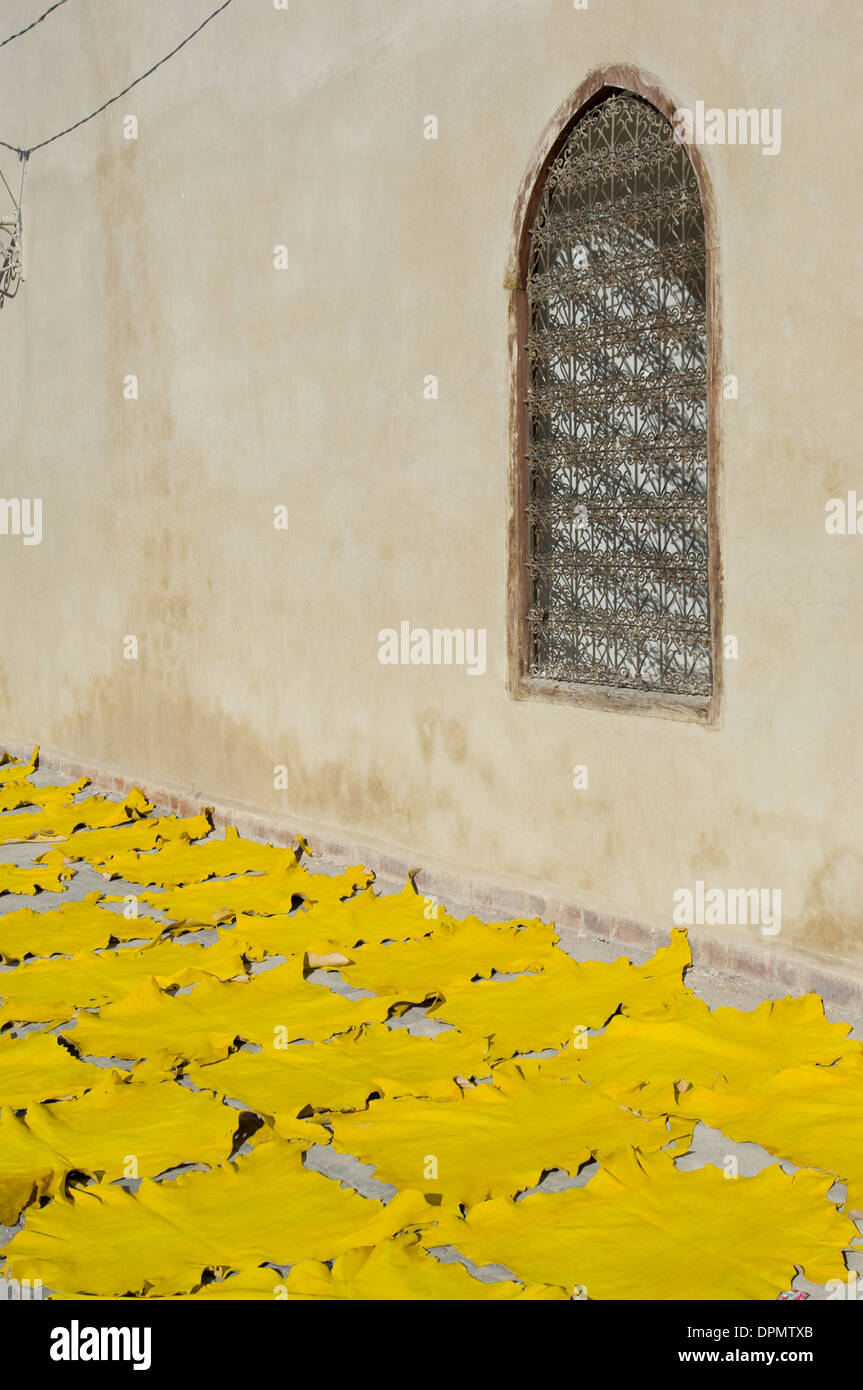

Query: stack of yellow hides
[[0, 747, 859, 1301]]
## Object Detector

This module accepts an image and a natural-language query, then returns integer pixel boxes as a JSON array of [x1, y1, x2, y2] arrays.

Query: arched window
[[508, 76, 720, 720]]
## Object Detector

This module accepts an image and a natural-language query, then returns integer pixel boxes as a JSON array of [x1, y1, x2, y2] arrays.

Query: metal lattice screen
[[525, 90, 711, 696]]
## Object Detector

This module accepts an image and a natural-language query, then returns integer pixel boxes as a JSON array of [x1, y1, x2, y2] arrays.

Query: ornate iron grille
[[525, 90, 711, 696]]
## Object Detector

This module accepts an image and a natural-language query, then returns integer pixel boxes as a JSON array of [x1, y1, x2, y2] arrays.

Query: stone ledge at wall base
[[2, 735, 861, 1013]]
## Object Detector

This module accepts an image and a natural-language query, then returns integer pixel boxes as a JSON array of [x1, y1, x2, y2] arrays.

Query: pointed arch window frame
[[505, 65, 724, 725]]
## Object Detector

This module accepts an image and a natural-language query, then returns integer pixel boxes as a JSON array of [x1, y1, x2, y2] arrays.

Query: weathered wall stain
[[0, 1, 861, 967]]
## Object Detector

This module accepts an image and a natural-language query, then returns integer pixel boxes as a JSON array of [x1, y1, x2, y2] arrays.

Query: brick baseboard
[[4, 734, 862, 1011]]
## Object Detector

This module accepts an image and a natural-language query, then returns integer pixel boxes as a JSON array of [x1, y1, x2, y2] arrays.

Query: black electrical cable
[[0, 0, 234, 158], [0, 0, 70, 50]]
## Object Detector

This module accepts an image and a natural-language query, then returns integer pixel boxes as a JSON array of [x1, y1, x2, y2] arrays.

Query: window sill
[[510, 674, 718, 725]]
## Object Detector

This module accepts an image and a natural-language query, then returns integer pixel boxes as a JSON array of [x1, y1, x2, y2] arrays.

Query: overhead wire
[[0, 0, 233, 307], [0, 0, 70, 50], [0, 0, 234, 158]]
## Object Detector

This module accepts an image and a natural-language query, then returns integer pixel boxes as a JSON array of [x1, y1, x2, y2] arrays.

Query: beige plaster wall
[[1, 0, 861, 967]]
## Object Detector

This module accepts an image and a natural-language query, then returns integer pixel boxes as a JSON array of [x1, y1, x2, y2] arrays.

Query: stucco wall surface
[[1, 0, 861, 967]]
